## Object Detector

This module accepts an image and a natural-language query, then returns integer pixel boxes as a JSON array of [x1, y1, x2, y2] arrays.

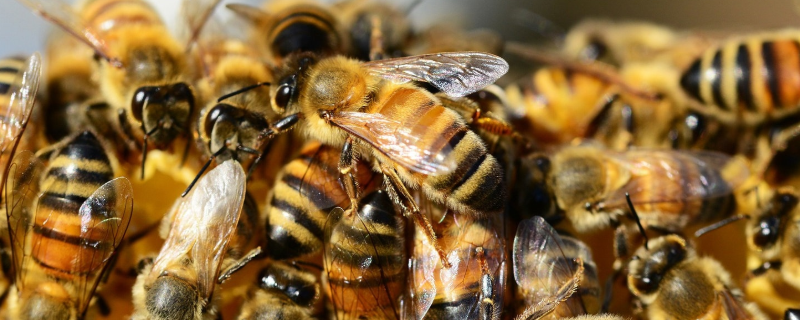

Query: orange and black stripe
[[32, 131, 114, 277], [325, 190, 405, 320], [681, 35, 800, 117], [267, 4, 343, 60], [0, 56, 24, 99], [267, 143, 375, 260], [373, 87, 506, 216]]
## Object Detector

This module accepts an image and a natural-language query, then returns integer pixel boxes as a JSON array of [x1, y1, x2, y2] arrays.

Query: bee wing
[[0, 53, 41, 174], [329, 111, 457, 175], [179, 0, 222, 50], [362, 52, 509, 97], [4, 151, 43, 289], [719, 287, 757, 320], [323, 208, 404, 320], [604, 150, 749, 207], [72, 177, 134, 314], [150, 160, 246, 300], [296, 144, 352, 211], [513, 216, 585, 317], [16, 0, 119, 67]]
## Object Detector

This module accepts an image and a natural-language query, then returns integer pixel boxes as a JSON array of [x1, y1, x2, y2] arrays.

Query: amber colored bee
[[513, 216, 609, 320], [17, 0, 216, 177], [265, 141, 377, 260], [679, 30, 800, 128], [627, 234, 767, 320], [537, 145, 748, 234], [405, 199, 506, 320], [4, 131, 134, 320], [131, 160, 259, 320], [323, 190, 406, 320], [332, 0, 412, 60], [268, 51, 507, 216], [236, 261, 321, 320], [227, 0, 349, 65]]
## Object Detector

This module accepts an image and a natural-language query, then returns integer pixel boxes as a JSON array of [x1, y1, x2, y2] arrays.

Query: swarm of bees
[[4, 0, 800, 319]]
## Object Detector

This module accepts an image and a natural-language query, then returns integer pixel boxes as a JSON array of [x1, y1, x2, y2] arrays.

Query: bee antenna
[[140, 126, 157, 180], [182, 146, 226, 197], [512, 9, 566, 43], [217, 82, 271, 103], [625, 192, 649, 250], [405, 0, 424, 15], [292, 260, 323, 272], [694, 214, 750, 238]]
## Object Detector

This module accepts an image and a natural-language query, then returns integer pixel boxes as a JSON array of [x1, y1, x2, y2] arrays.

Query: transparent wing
[[719, 288, 757, 320], [363, 52, 509, 97], [150, 160, 246, 300], [603, 150, 748, 208], [329, 111, 457, 175], [295, 143, 351, 212], [323, 203, 405, 320], [179, 0, 222, 50], [16, 0, 118, 66], [72, 177, 134, 314], [4, 151, 43, 289], [0, 53, 41, 184], [513, 216, 584, 317]]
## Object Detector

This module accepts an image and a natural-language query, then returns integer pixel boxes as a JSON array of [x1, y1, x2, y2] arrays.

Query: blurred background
[[3, 0, 800, 57]]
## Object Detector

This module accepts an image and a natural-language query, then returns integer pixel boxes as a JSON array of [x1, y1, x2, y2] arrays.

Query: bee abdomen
[[267, 154, 348, 260], [270, 6, 342, 59], [681, 36, 800, 116], [82, 0, 163, 34], [426, 130, 505, 215]]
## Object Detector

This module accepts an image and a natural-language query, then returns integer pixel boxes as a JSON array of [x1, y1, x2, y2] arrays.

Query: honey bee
[[227, 0, 349, 65], [742, 187, 800, 316], [267, 51, 507, 215], [536, 145, 748, 235], [513, 216, 602, 320], [4, 130, 134, 320], [237, 261, 321, 320], [17, 0, 212, 178], [332, 0, 412, 60], [405, 199, 506, 320], [323, 189, 406, 320], [679, 30, 800, 130], [561, 19, 713, 68], [627, 234, 767, 320], [131, 160, 257, 320], [265, 141, 377, 260]]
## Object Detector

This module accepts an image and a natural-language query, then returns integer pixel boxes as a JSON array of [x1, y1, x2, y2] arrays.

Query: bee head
[[628, 235, 687, 296], [202, 103, 269, 163], [131, 82, 194, 147]]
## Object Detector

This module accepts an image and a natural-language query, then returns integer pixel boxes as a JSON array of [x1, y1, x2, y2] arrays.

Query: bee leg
[[437, 93, 517, 137], [217, 246, 263, 284], [339, 138, 361, 216], [379, 162, 451, 268], [369, 15, 386, 61], [476, 247, 496, 320]]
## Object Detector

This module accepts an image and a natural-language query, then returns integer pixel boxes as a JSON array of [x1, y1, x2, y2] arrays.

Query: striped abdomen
[[375, 87, 506, 216], [33, 131, 114, 276], [266, 4, 344, 61], [80, 0, 164, 35], [325, 190, 405, 320], [0, 56, 29, 166], [680, 34, 800, 119], [551, 235, 600, 317], [621, 153, 736, 230], [413, 212, 505, 320], [267, 142, 375, 260]]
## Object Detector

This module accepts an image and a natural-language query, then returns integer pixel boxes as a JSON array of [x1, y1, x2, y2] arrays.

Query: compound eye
[[632, 274, 660, 294], [274, 84, 294, 112], [286, 282, 317, 306], [753, 216, 781, 248], [131, 87, 158, 121], [204, 104, 227, 138]]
